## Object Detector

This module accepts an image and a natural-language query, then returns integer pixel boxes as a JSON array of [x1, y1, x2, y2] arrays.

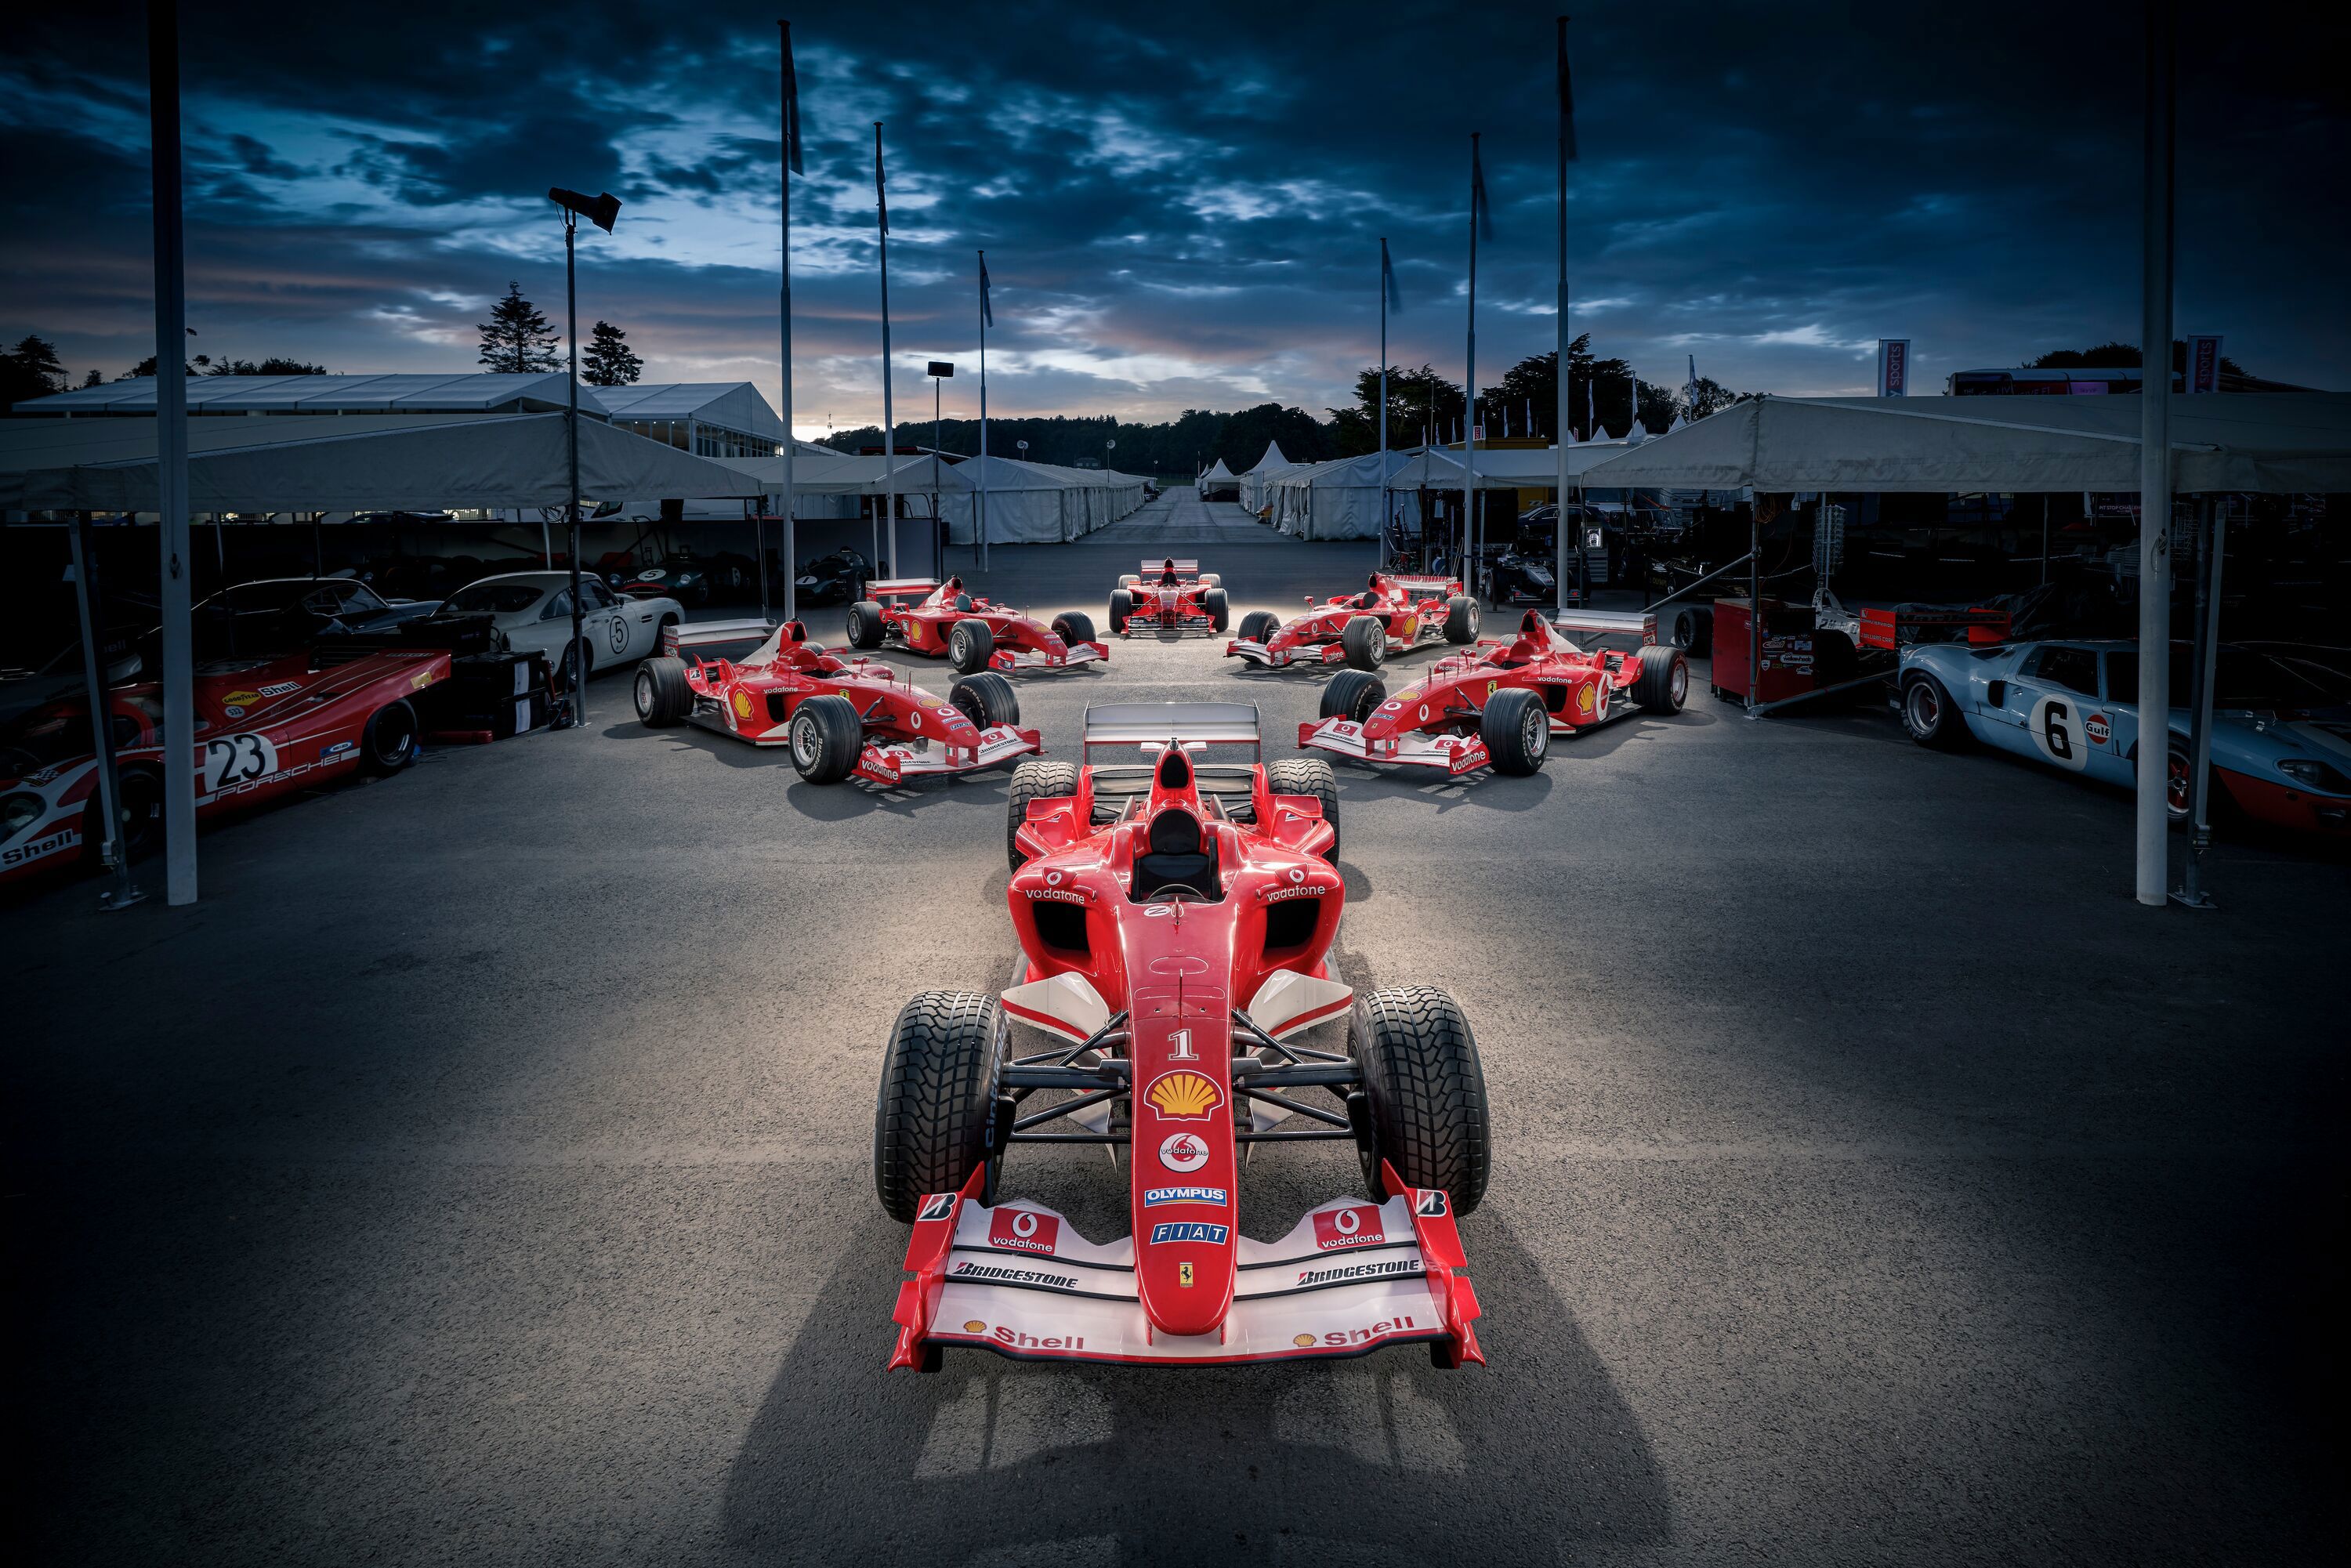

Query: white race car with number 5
[[426, 572, 680, 686]]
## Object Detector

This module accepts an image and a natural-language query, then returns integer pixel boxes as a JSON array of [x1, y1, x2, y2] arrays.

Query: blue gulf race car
[[1897, 638, 2351, 838]]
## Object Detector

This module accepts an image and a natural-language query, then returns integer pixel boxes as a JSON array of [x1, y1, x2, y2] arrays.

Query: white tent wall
[[1237, 440, 1295, 515], [1266, 449, 1425, 541]]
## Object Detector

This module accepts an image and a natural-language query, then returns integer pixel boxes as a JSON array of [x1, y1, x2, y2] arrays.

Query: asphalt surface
[[10, 491, 2344, 1566]]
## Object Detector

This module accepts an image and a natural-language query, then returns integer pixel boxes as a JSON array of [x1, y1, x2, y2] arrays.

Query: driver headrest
[[1147, 807, 1201, 856], [783, 620, 807, 643], [1357, 592, 1378, 609]]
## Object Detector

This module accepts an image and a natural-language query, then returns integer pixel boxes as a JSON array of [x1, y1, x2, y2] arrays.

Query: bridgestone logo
[[1295, 1258, 1419, 1287], [950, 1260, 1081, 1291]]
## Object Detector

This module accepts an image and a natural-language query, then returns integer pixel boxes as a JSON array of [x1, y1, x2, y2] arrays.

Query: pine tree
[[81, 368, 103, 388], [476, 282, 561, 374], [0, 335, 68, 411], [581, 320, 643, 386]]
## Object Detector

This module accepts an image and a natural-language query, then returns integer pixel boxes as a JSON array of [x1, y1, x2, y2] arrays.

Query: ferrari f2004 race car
[[1109, 559, 1230, 636], [1226, 571, 1480, 672], [1299, 608, 1688, 776], [844, 577, 1107, 675], [877, 701, 1491, 1370], [632, 618, 1041, 786]]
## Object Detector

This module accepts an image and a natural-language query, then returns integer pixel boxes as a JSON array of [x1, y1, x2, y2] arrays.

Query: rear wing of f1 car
[[1385, 572, 1465, 598], [662, 617, 780, 664], [1138, 559, 1201, 574], [1082, 701, 1262, 759], [865, 578, 941, 603], [1547, 608, 1657, 646]]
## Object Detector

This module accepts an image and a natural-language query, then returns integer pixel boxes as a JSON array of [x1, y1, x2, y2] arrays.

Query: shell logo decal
[[732, 690, 754, 720], [1294, 1332, 1318, 1348], [1145, 1070, 1223, 1121], [1575, 683, 1595, 715], [907, 622, 924, 645], [963, 1320, 987, 1334]]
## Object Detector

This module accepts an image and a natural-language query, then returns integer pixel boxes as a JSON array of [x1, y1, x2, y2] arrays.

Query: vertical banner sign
[[2187, 335, 2222, 394], [1875, 339, 1911, 397]]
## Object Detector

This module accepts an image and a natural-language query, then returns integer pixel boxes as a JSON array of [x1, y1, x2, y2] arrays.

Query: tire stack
[[420, 650, 553, 744]]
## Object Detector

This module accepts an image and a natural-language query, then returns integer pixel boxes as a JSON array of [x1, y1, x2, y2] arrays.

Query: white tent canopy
[[14, 371, 609, 418], [1572, 393, 2351, 494], [1237, 440, 1297, 514], [1264, 450, 1416, 540], [0, 411, 759, 514], [1387, 441, 1638, 491], [1197, 458, 1240, 498]]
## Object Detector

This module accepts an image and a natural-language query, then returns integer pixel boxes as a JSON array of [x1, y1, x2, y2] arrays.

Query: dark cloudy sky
[[5, 2, 2345, 436]]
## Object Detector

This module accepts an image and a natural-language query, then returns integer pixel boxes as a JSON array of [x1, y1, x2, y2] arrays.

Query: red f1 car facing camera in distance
[[1299, 608, 1689, 777], [878, 700, 1491, 1371], [633, 617, 1041, 786], [1226, 571, 1480, 672], [1110, 559, 1230, 636], [843, 577, 1107, 675]]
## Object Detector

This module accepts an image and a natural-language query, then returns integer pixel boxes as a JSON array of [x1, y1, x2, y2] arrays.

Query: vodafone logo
[[1312, 1206, 1385, 1251], [988, 1208, 1062, 1255], [1045, 870, 1063, 885], [1159, 1131, 1210, 1172], [1288, 867, 1305, 883]]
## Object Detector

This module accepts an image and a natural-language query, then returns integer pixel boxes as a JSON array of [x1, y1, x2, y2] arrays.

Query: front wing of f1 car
[[890, 1166, 1482, 1368]]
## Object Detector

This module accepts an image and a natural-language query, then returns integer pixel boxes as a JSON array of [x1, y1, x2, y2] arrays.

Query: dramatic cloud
[[3, 1, 2344, 436]]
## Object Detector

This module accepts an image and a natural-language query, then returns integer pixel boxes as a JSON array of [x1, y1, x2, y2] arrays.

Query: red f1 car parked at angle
[[843, 577, 1107, 675], [1299, 608, 1689, 777], [877, 700, 1492, 1371], [632, 617, 1041, 786], [1, 640, 444, 886], [1109, 559, 1230, 636], [1226, 570, 1481, 672]]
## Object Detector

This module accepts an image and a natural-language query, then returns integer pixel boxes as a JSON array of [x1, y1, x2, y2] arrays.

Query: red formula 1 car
[[632, 617, 1041, 786], [1226, 570, 1480, 672], [1, 640, 445, 887], [876, 700, 1491, 1370], [844, 577, 1107, 675], [1109, 559, 1230, 636], [1298, 608, 1689, 777]]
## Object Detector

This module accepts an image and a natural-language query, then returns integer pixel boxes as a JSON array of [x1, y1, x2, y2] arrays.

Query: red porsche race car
[[2, 639, 446, 887], [1226, 570, 1480, 672], [1298, 608, 1689, 776], [632, 617, 1042, 786], [843, 577, 1107, 675], [1109, 559, 1230, 636], [877, 700, 1491, 1371]]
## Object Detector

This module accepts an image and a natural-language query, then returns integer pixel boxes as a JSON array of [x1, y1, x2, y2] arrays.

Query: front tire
[[1480, 686, 1549, 775], [1340, 614, 1386, 671], [1634, 646, 1688, 714], [1051, 610, 1096, 649], [1237, 609, 1277, 643], [1901, 674, 1968, 750], [1443, 595, 1480, 643], [873, 991, 1006, 1222], [948, 618, 996, 674], [1203, 588, 1230, 632], [950, 671, 1020, 730], [634, 656, 691, 726], [359, 699, 418, 774], [1005, 759, 1080, 871], [1353, 987, 1490, 1215], [1107, 589, 1134, 636], [787, 693, 864, 783], [845, 599, 886, 649], [1319, 668, 1386, 723], [1265, 757, 1341, 860]]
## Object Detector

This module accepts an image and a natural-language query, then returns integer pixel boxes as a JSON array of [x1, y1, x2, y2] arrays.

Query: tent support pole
[[2172, 495, 2223, 909], [755, 507, 769, 625], [563, 206, 585, 731], [2134, 0, 2175, 906], [71, 512, 143, 910], [149, 0, 196, 904], [1746, 502, 1762, 715]]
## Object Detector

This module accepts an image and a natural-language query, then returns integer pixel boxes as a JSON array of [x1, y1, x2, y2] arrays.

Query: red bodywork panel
[[868, 577, 1108, 671], [1226, 571, 1466, 666]]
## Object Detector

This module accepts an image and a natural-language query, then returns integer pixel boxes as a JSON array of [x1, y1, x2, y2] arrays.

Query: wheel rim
[[792, 715, 820, 767], [635, 667, 654, 718], [2167, 751, 2190, 816], [1670, 661, 1688, 704], [1523, 703, 1546, 759], [1907, 682, 1938, 733]]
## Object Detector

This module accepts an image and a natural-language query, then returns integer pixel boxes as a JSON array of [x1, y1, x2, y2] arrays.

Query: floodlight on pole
[[548, 184, 621, 729]]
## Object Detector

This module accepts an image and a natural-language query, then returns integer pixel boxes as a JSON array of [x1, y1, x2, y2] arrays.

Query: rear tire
[[873, 990, 1006, 1223], [1480, 686, 1549, 775], [1634, 646, 1688, 714], [948, 618, 996, 674], [1198, 573, 1222, 588], [359, 699, 418, 774], [1005, 759, 1080, 871], [1901, 673, 1967, 750], [846, 599, 886, 649], [950, 671, 1020, 730], [1203, 587, 1230, 633], [787, 693, 864, 784], [1117, 574, 1141, 588], [1340, 614, 1386, 671], [1443, 595, 1480, 643], [1265, 757, 1341, 860], [1107, 589, 1134, 636], [1237, 609, 1277, 643], [1319, 668, 1386, 723], [1668, 606, 1712, 656], [1353, 986, 1490, 1215], [1051, 610, 1096, 648], [634, 655, 691, 726]]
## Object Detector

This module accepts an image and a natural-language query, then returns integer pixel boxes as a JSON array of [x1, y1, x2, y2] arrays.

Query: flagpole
[[978, 250, 991, 574], [1378, 239, 1391, 569], [1556, 16, 1576, 617], [875, 121, 896, 577], [778, 20, 799, 627], [1463, 132, 1481, 592]]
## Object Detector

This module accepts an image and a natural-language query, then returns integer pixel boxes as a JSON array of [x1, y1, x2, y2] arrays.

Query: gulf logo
[[1145, 1070, 1223, 1121]]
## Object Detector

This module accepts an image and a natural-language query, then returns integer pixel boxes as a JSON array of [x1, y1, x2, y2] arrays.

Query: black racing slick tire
[[1237, 609, 1277, 643], [634, 655, 691, 726], [1203, 588, 1230, 633], [1480, 686, 1549, 775], [873, 990, 1007, 1223], [1051, 610, 1097, 648], [1443, 594, 1480, 644], [947, 618, 996, 674], [1668, 605, 1712, 656], [1319, 668, 1386, 723], [1107, 589, 1134, 636], [359, 699, 419, 774], [1901, 673, 1968, 750], [1265, 757, 1341, 860], [786, 693, 864, 784], [1005, 759, 1080, 871], [1353, 986, 1491, 1215], [1633, 646, 1689, 715], [950, 671, 1020, 730], [1340, 614, 1386, 671], [845, 599, 886, 649]]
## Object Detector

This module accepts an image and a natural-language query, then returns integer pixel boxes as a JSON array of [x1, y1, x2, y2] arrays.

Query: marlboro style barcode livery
[[1110, 559, 1230, 636], [876, 701, 1491, 1369], [1226, 570, 1481, 671], [844, 576, 1107, 675]]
